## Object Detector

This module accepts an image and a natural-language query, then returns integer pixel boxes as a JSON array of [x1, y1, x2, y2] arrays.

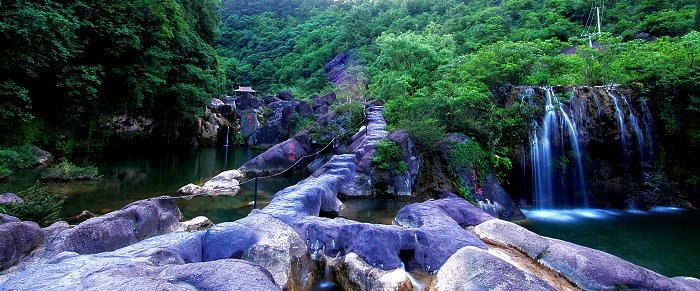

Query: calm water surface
[[0, 146, 298, 223]]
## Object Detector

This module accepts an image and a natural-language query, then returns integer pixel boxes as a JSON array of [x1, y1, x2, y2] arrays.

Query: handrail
[[171, 103, 371, 200]]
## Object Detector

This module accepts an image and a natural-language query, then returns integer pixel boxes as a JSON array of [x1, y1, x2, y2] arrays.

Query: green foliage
[[293, 113, 313, 136], [0, 146, 40, 178], [450, 140, 492, 182], [40, 160, 101, 181], [454, 178, 477, 205], [450, 139, 513, 184], [0, 182, 66, 227], [1, 0, 223, 149], [372, 139, 406, 173]]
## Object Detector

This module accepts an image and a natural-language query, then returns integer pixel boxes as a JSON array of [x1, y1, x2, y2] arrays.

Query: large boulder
[[0, 231, 280, 291], [432, 246, 554, 291], [238, 213, 314, 290], [238, 138, 308, 176], [0, 221, 45, 271], [371, 130, 419, 196], [474, 219, 700, 290], [46, 197, 182, 256], [296, 101, 314, 118], [478, 174, 526, 221], [235, 93, 263, 111], [239, 111, 260, 137], [278, 90, 294, 101]]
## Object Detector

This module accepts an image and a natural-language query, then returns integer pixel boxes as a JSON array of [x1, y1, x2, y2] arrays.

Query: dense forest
[[2, 0, 699, 196]]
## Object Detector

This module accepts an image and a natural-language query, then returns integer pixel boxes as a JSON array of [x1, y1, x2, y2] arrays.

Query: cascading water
[[529, 88, 555, 209], [527, 87, 588, 209], [607, 89, 629, 159], [523, 85, 658, 209], [622, 96, 645, 165], [224, 125, 230, 147], [641, 101, 657, 169]]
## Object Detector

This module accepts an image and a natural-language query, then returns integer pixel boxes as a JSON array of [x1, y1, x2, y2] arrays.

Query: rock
[[238, 213, 314, 290], [330, 253, 412, 291], [46, 197, 182, 256], [239, 139, 307, 176], [201, 170, 243, 194], [235, 93, 263, 111], [178, 183, 215, 196], [342, 105, 388, 196], [249, 120, 287, 147], [322, 92, 337, 104], [432, 246, 554, 291], [209, 97, 224, 110], [477, 174, 526, 221], [371, 130, 419, 196], [278, 90, 294, 101], [296, 101, 314, 118], [0, 214, 20, 223], [239, 111, 260, 137], [473, 219, 698, 290], [202, 222, 258, 261], [179, 216, 213, 232], [1, 234, 280, 291], [282, 105, 297, 123], [264, 95, 282, 104], [69, 210, 96, 224], [32, 147, 52, 165], [314, 105, 329, 117], [0, 221, 45, 271], [0, 193, 23, 205]]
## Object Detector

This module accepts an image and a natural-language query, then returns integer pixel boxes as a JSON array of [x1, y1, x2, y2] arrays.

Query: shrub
[[40, 160, 101, 181], [0, 145, 39, 178], [372, 139, 407, 173], [0, 182, 65, 227]]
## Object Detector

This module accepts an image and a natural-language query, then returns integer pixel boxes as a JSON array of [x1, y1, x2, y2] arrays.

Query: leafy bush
[[454, 177, 477, 205], [40, 160, 101, 181], [372, 139, 407, 173], [0, 145, 39, 178], [0, 182, 66, 227]]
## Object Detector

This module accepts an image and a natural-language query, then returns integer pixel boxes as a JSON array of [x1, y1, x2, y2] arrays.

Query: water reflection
[[0, 146, 299, 223]]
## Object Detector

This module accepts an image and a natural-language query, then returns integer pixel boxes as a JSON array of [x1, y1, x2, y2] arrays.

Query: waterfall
[[560, 107, 589, 207], [528, 87, 588, 209], [622, 96, 645, 165], [224, 125, 230, 147], [530, 88, 556, 209], [607, 89, 628, 159], [641, 101, 657, 168]]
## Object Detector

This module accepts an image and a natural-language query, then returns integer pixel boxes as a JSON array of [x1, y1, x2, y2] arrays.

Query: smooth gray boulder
[[432, 246, 554, 291], [46, 197, 182, 256], [0, 221, 45, 271], [474, 219, 700, 291], [238, 213, 314, 290]]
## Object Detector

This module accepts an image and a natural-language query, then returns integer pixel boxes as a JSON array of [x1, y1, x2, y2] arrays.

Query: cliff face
[[506, 85, 673, 209]]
